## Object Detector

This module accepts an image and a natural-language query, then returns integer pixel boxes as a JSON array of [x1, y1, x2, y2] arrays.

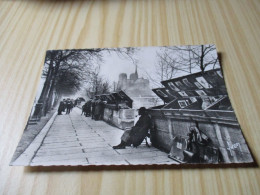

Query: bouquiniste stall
[[150, 69, 252, 164]]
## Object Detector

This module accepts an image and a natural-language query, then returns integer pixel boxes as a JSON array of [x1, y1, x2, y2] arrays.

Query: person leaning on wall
[[113, 107, 151, 149]]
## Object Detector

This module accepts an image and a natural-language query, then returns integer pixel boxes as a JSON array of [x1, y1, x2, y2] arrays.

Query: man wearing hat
[[57, 99, 66, 115], [113, 107, 151, 149], [66, 98, 73, 114]]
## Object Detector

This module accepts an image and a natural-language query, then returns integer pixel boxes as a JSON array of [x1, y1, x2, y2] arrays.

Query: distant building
[[116, 66, 161, 109]]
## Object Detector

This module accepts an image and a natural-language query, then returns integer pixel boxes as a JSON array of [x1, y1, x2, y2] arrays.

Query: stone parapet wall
[[103, 107, 135, 130], [148, 109, 253, 163]]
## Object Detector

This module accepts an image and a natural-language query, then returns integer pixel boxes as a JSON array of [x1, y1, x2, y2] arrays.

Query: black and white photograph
[[10, 45, 254, 166]]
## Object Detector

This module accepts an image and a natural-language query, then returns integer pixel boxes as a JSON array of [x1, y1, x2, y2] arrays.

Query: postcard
[[10, 45, 254, 166]]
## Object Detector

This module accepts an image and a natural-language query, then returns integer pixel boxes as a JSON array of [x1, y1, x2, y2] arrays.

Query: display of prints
[[196, 76, 213, 88], [175, 81, 184, 88], [166, 89, 173, 96], [209, 96, 217, 102], [168, 82, 180, 91], [182, 78, 193, 88], [201, 97, 212, 109], [157, 89, 168, 97], [178, 100, 188, 108], [178, 91, 188, 97], [195, 90, 207, 96], [190, 97, 197, 103], [194, 82, 204, 89]]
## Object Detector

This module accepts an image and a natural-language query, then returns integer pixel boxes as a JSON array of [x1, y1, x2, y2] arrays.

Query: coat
[[121, 114, 151, 147], [94, 100, 104, 116], [66, 101, 73, 109], [58, 101, 65, 112]]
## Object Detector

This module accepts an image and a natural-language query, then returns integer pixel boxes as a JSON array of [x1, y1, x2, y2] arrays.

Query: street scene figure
[[94, 100, 104, 120], [113, 107, 151, 149], [91, 100, 96, 119], [184, 126, 203, 163], [82, 100, 92, 117], [66, 98, 73, 114], [11, 45, 254, 166], [85, 100, 92, 116], [57, 99, 66, 115], [81, 103, 86, 116]]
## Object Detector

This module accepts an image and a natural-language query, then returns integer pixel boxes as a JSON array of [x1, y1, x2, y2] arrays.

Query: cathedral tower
[[130, 65, 138, 81]]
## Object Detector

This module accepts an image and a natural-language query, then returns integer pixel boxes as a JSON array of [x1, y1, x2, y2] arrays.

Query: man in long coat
[[58, 99, 65, 115], [113, 107, 151, 149], [86, 100, 92, 116], [66, 98, 73, 114], [82, 100, 92, 117], [93, 100, 101, 120], [91, 100, 96, 119]]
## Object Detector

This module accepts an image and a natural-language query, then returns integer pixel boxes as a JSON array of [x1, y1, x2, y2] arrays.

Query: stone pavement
[[13, 107, 178, 166]]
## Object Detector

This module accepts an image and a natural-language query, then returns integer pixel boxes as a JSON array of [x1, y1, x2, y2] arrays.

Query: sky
[[99, 46, 159, 85], [98, 45, 220, 89], [51, 45, 220, 98]]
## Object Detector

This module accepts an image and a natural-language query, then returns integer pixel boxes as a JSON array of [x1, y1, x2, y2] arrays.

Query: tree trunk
[[44, 79, 55, 115], [188, 47, 192, 73], [32, 56, 54, 117], [38, 54, 54, 103], [43, 59, 61, 115], [200, 45, 205, 72]]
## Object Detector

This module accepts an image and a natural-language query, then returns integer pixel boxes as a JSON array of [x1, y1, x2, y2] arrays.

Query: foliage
[[35, 47, 137, 116]]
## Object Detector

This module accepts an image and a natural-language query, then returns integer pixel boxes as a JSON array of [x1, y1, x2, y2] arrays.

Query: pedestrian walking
[[66, 98, 73, 114], [58, 99, 65, 115], [81, 103, 86, 116], [94, 100, 104, 120], [85, 100, 92, 116]]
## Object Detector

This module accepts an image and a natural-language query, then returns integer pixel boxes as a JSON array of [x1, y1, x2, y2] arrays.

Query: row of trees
[[33, 48, 136, 118]]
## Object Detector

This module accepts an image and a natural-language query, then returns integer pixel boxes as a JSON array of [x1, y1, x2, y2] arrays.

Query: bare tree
[[82, 47, 137, 98], [84, 64, 112, 98], [168, 44, 219, 73], [147, 45, 219, 88]]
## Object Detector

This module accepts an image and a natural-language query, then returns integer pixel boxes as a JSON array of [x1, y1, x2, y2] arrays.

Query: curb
[[10, 112, 58, 166]]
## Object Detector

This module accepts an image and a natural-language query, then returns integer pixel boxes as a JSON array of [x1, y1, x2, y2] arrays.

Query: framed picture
[[194, 82, 204, 89], [196, 76, 213, 89], [182, 78, 193, 88], [175, 81, 184, 88], [168, 82, 180, 91], [195, 90, 207, 96], [178, 100, 188, 108], [190, 97, 197, 103], [178, 91, 189, 97], [157, 89, 168, 97]]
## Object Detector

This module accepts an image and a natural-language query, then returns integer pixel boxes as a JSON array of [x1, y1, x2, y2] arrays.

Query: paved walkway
[[13, 107, 178, 166]]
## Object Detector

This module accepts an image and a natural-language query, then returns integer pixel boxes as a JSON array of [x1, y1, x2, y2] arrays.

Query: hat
[[138, 107, 146, 112]]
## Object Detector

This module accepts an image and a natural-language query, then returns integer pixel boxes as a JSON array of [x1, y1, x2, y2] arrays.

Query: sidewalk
[[12, 107, 178, 166], [10, 109, 56, 162]]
